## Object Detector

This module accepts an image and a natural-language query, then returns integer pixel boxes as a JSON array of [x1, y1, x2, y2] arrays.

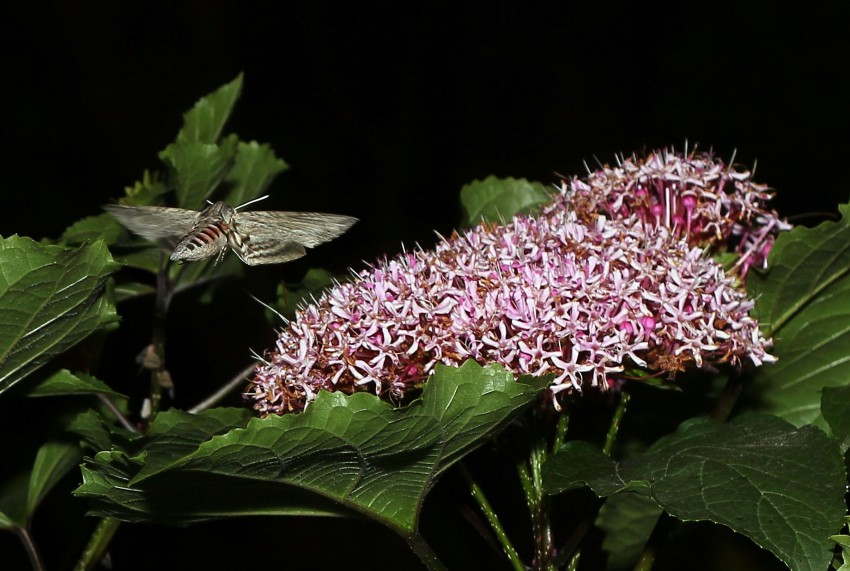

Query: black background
[[1, 2, 848, 570]]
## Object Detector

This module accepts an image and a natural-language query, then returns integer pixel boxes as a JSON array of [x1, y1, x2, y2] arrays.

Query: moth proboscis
[[104, 195, 357, 266]]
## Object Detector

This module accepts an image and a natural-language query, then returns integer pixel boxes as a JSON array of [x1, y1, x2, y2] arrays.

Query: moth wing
[[234, 211, 357, 265], [103, 205, 199, 242]]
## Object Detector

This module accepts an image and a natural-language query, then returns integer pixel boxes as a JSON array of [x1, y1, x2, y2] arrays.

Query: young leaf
[[748, 203, 850, 426], [68, 409, 134, 453], [22, 369, 126, 400], [176, 73, 243, 145], [27, 439, 81, 514], [0, 237, 119, 396], [543, 415, 846, 571], [460, 176, 552, 226], [76, 362, 548, 532], [596, 493, 662, 570], [221, 141, 289, 207], [159, 135, 239, 209]]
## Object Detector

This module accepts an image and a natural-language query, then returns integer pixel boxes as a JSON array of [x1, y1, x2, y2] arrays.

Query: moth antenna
[[235, 195, 270, 211], [247, 291, 288, 323]]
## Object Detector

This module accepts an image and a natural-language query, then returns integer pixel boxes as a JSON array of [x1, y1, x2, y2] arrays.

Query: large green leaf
[[176, 73, 243, 145], [76, 362, 548, 533], [459, 176, 552, 226], [748, 203, 850, 426], [543, 415, 846, 571], [0, 237, 119, 395]]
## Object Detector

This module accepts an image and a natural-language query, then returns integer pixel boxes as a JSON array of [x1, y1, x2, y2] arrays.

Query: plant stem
[[552, 411, 569, 454], [603, 390, 630, 456], [15, 526, 45, 571], [148, 260, 173, 420], [96, 394, 138, 433], [712, 373, 743, 422], [459, 464, 525, 571], [528, 429, 554, 571], [74, 517, 121, 571], [405, 531, 448, 571], [562, 390, 630, 569]]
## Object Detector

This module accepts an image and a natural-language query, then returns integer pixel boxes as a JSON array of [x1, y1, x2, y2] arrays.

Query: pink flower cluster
[[246, 150, 787, 416]]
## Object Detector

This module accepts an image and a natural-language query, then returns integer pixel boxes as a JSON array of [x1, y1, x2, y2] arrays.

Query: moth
[[104, 196, 357, 266]]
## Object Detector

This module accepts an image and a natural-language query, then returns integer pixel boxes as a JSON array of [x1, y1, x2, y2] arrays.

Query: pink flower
[[246, 149, 786, 416]]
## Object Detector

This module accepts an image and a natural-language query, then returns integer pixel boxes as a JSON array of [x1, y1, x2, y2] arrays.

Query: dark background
[[1, 2, 848, 570]]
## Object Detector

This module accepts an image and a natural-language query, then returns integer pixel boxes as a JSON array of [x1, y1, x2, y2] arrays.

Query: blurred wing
[[103, 205, 199, 242], [234, 211, 357, 265]]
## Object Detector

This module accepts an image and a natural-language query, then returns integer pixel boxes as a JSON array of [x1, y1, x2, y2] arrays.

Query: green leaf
[[22, 369, 126, 399], [176, 73, 243, 145], [0, 471, 29, 528], [135, 407, 255, 481], [28, 439, 81, 514], [76, 362, 548, 531], [539, 441, 628, 496], [275, 268, 337, 319], [113, 281, 157, 302], [68, 409, 134, 453], [159, 135, 239, 209], [113, 249, 163, 274], [221, 141, 288, 207], [822, 386, 850, 454], [596, 493, 662, 571], [0, 237, 119, 396], [117, 170, 171, 207], [59, 214, 124, 246], [748, 203, 850, 426], [459, 176, 552, 226], [543, 415, 846, 571]]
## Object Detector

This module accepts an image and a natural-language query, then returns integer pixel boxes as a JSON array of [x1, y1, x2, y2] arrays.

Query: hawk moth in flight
[[104, 196, 357, 265]]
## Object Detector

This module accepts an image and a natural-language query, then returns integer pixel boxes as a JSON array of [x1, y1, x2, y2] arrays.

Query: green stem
[[712, 373, 743, 423], [405, 531, 448, 571], [73, 259, 172, 570], [148, 265, 171, 419], [460, 464, 525, 571], [73, 517, 121, 571], [552, 411, 569, 454], [15, 526, 45, 571], [603, 390, 630, 456], [528, 430, 554, 571], [147, 257, 175, 420], [96, 394, 138, 433], [561, 390, 629, 569]]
